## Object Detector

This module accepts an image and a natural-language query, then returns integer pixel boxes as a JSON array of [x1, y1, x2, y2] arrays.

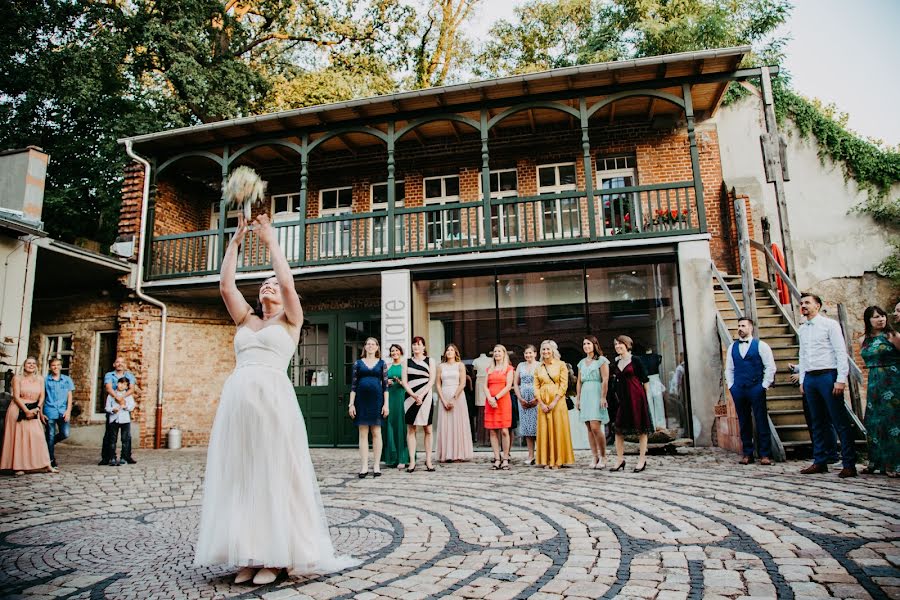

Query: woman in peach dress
[[436, 344, 474, 462], [1, 356, 52, 475]]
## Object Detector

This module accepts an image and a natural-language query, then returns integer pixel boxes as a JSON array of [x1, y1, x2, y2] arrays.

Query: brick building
[[31, 46, 820, 452]]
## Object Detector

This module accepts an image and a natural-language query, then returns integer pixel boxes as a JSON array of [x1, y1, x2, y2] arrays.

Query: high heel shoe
[[610, 460, 626, 471], [373, 470, 382, 477], [358, 471, 368, 478], [633, 462, 647, 473], [491, 459, 501, 470], [425, 464, 436, 472], [406, 464, 416, 473]]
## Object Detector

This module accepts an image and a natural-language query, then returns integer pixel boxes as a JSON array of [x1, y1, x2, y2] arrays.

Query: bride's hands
[[230, 214, 249, 247], [254, 213, 276, 247]]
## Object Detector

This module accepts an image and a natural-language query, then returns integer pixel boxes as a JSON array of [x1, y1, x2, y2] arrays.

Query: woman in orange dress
[[483, 344, 514, 470], [1, 356, 52, 475], [534, 340, 575, 469]]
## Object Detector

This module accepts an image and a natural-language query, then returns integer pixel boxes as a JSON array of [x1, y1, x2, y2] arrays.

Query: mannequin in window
[[472, 352, 493, 445], [637, 345, 666, 431]]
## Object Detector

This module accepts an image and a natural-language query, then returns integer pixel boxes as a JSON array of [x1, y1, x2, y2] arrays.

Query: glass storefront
[[412, 257, 689, 441]]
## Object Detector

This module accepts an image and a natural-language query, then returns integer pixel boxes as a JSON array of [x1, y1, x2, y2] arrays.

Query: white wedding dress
[[195, 325, 356, 573]]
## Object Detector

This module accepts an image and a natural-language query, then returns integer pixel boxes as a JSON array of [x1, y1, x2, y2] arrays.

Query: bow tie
[[738, 340, 750, 344]]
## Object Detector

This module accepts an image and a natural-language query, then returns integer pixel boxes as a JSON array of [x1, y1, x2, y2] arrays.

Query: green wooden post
[[217, 146, 230, 270], [579, 97, 597, 239], [682, 83, 707, 233], [386, 122, 396, 258], [299, 134, 309, 265], [480, 108, 492, 249]]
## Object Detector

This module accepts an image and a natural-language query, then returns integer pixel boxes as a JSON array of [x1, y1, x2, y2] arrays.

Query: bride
[[195, 213, 356, 585]]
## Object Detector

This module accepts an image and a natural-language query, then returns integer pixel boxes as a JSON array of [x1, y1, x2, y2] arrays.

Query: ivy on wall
[[725, 80, 900, 286]]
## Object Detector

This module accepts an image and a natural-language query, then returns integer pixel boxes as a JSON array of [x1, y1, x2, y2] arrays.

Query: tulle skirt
[[194, 364, 357, 573]]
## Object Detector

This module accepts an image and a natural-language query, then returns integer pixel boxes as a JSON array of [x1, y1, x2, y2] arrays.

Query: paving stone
[[0, 446, 897, 599]]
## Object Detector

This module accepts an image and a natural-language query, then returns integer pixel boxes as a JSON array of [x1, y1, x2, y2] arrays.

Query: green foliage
[[475, 0, 791, 76]]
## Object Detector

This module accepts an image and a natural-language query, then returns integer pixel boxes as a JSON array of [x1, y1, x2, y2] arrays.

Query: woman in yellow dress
[[534, 340, 575, 469]]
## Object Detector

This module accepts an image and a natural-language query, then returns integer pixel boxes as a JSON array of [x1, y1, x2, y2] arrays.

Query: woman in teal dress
[[383, 344, 410, 469], [576, 336, 610, 469], [860, 305, 900, 477]]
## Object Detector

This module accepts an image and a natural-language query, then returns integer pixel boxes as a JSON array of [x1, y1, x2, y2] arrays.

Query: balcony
[[147, 181, 699, 279]]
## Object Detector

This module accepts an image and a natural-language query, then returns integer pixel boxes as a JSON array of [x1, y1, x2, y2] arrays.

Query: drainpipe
[[124, 140, 168, 449]]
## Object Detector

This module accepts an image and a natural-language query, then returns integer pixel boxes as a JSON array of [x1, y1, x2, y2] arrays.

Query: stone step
[[766, 399, 804, 411], [775, 424, 812, 443], [769, 409, 807, 426]]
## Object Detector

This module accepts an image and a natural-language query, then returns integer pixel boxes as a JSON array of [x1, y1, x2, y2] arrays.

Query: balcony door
[[537, 163, 580, 239], [319, 186, 353, 258]]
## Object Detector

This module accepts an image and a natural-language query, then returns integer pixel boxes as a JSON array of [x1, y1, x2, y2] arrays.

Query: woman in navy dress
[[348, 337, 389, 478], [609, 335, 652, 473]]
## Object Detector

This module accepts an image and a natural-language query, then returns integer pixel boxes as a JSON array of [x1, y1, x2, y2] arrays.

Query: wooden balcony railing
[[146, 181, 700, 279]]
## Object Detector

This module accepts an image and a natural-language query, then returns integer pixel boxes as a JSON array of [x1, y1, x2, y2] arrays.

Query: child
[[104, 377, 136, 466]]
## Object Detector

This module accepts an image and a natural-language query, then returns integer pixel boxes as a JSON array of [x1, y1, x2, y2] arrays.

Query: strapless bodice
[[234, 325, 296, 370]]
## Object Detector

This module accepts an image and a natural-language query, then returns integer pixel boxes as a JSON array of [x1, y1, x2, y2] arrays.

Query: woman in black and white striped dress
[[401, 335, 436, 472]]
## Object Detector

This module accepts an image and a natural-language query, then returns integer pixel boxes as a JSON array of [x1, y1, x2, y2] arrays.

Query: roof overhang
[[33, 239, 132, 298], [121, 47, 760, 157]]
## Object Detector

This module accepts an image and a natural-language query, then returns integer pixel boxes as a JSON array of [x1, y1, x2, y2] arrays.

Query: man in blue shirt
[[43, 357, 74, 471], [100, 357, 139, 465]]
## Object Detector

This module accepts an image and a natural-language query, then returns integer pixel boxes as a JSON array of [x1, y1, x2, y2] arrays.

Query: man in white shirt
[[725, 317, 776, 465], [797, 293, 856, 477]]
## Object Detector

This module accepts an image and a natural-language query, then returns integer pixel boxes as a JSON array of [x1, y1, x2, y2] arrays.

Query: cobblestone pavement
[[1, 446, 898, 600]]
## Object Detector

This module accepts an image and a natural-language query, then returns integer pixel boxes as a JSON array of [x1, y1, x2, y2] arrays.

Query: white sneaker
[[234, 567, 256, 584], [252, 568, 280, 585]]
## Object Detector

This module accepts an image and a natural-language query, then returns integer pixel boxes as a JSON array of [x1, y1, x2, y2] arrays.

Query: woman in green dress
[[860, 305, 900, 477], [383, 344, 411, 469]]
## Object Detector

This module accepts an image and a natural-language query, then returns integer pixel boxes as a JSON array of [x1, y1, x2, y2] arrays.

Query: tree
[[476, 0, 791, 76], [409, 0, 480, 89]]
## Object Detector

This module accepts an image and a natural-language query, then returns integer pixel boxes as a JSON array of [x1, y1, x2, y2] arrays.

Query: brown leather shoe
[[838, 467, 858, 478], [739, 456, 754, 465], [759, 457, 773, 465], [800, 463, 828, 474]]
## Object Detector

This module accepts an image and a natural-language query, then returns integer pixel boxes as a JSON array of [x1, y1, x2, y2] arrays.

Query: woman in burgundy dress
[[609, 335, 652, 473]]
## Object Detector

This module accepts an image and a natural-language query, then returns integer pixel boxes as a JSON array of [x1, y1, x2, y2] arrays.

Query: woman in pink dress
[[484, 344, 514, 470], [1, 356, 52, 475], [436, 344, 473, 462]]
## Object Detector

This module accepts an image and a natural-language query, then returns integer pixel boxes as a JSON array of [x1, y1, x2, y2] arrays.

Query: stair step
[[769, 410, 807, 426]]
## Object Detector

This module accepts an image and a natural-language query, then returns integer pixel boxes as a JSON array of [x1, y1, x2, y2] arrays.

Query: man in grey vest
[[725, 317, 776, 465]]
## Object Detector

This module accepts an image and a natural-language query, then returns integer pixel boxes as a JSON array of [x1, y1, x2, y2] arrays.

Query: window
[[537, 163, 580, 239], [597, 155, 637, 234], [210, 202, 242, 230], [271, 193, 301, 215], [292, 323, 330, 387], [423, 175, 461, 247], [319, 186, 353, 257], [371, 181, 405, 254], [44, 334, 73, 376], [487, 169, 518, 242]]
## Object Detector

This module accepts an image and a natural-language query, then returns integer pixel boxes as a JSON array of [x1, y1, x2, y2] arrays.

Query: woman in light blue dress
[[514, 345, 539, 465], [576, 336, 610, 469]]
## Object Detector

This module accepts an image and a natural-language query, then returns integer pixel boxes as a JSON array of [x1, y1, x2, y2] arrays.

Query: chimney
[[0, 146, 48, 227]]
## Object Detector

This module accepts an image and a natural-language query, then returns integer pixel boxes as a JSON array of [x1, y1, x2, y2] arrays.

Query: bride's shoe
[[252, 567, 281, 585], [234, 567, 257, 584]]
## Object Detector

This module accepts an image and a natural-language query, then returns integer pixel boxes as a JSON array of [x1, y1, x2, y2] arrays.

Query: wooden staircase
[[713, 275, 811, 452]]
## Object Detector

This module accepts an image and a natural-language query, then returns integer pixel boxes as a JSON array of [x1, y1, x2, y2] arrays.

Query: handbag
[[542, 363, 574, 410], [17, 401, 39, 422]]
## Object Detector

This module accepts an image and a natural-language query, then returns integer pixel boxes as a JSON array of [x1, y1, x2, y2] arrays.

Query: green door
[[293, 314, 338, 446], [336, 312, 382, 446]]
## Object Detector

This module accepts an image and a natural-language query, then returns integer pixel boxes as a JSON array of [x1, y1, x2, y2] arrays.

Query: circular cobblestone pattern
[[1, 446, 898, 599]]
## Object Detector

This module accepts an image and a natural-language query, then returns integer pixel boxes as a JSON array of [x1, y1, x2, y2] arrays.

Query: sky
[[466, 0, 900, 146]]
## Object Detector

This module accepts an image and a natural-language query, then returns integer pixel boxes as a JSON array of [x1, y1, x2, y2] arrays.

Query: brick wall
[[153, 178, 211, 236], [29, 294, 123, 423], [119, 162, 144, 260]]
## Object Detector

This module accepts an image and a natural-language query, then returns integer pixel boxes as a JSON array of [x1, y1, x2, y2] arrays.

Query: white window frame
[[423, 174, 461, 248], [478, 169, 519, 243], [208, 203, 244, 270], [270, 192, 301, 216], [318, 186, 354, 257], [91, 330, 118, 420], [370, 180, 405, 254], [596, 156, 638, 234], [536, 162, 579, 238], [43, 333, 74, 377]]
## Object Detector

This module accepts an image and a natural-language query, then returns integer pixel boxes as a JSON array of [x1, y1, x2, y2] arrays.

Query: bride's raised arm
[[220, 214, 254, 327], [255, 214, 304, 329]]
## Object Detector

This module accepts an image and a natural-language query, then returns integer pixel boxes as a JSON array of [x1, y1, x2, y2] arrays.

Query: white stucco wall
[[714, 92, 898, 292]]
